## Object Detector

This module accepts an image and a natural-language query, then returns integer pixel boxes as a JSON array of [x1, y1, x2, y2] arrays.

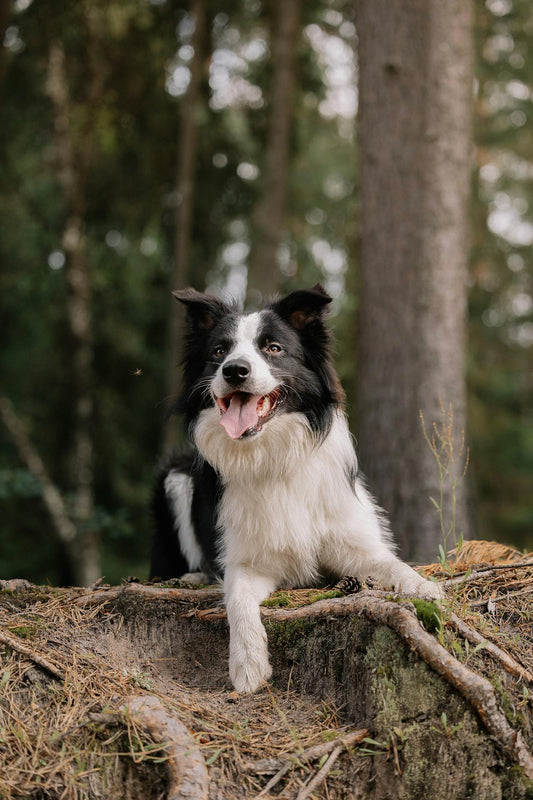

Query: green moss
[[410, 598, 443, 633], [264, 618, 314, 650], [261, 593, 292, 608], [306, 589, 344, 602], [9, 624, 39, 639]]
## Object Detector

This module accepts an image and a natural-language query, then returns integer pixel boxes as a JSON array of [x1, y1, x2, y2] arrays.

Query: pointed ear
[[173, 288, 232, 333], [270, 284, 332, 331]]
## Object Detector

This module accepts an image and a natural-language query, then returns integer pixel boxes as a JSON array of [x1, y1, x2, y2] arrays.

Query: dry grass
[[2, 540, 533, 799], [0, 587, 353, 800], [0, 589, 169, 800], [418, 538, 533, 743]]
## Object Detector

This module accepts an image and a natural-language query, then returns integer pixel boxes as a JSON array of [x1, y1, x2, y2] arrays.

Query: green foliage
[[470, 0, 533, 549], [0, 0, 532, 586]]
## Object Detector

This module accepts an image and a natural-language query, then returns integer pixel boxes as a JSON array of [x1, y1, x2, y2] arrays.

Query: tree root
[[449, 612, 533, 684], [256, 593, 533, 779], [76, 583, 223, 607], [73, 584, 533, 781], [123, 695, 209, 800]]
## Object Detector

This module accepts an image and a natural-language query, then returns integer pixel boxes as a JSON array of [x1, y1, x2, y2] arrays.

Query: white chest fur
[[194, 409, 391, 586]]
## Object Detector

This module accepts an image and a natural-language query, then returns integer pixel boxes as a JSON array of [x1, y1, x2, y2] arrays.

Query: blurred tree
[[355, 0, 473, 562], [469, 0, 533, 548], [44, 34, 102, 585], [1, 0, 531, 588], [0, 0, 10, 105], [164, 0, 208, 450], [246, 0, 300, 306]]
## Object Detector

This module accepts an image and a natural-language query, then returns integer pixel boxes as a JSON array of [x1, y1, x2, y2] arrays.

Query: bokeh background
[[0, 0, 532, 585]]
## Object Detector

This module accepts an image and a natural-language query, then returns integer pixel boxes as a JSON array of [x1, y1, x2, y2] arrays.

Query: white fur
[[164, 472, 203, 571], [211, 312, 278, 399], [193, 409, 442, 693]]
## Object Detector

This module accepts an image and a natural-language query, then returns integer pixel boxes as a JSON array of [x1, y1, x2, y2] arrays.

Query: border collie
[[151, 285, 442, 693]]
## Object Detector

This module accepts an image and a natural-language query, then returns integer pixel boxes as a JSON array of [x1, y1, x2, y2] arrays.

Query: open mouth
[[215, 389, 281, 440]]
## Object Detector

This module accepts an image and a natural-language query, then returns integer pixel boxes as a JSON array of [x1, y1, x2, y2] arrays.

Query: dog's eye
[[265, 343, 283, 355], [213, 346, 227, 358]]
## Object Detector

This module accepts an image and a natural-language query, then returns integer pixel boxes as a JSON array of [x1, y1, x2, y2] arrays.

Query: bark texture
[[246, 0, 300, 306], [355, 0, 473, 561]]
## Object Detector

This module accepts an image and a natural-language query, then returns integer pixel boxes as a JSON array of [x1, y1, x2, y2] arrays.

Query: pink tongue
[[219, 393, 261, 439]]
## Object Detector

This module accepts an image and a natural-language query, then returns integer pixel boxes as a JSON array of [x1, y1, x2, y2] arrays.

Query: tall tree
[[246, 0, 300, 306], [163, 0, 208, 450], [355, 0, 473, 562], [0, 0, 11, 108], [44, 31, 103, 585]]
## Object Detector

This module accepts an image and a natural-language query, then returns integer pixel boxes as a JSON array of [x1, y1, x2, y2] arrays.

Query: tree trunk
[[163, 0, 207, 451], [0, 0, 11, 108], [246, 0, 300, 307], [45, 40, 100, 586], [355, 0, 472, 562]]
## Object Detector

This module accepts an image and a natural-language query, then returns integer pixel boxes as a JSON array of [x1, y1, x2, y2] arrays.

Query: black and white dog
[[151, 284, 442, 693]]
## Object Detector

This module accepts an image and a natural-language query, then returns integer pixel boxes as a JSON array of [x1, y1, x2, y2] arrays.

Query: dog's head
[[174, 284, 344, 441]]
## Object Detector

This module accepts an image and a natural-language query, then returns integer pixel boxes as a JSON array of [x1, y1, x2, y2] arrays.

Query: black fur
[[150, 284, 345, 580]]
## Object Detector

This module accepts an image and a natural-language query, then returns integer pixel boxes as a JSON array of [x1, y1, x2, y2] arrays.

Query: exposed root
[[124, 695, 209, 800], [257, 593, 533, 779], [76, 582, 223, 607], [448, 613, 533, 684]]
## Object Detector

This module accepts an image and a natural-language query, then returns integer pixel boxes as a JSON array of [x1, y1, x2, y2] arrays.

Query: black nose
[[222, 359, 251, 385]]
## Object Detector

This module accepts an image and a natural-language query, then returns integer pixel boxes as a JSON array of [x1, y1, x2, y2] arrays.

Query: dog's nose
[[222, 359, 251, 385]]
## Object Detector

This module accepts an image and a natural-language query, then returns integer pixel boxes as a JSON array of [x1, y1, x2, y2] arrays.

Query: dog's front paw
[[229, 644, 272, 694], [400, 574, 444, 600]]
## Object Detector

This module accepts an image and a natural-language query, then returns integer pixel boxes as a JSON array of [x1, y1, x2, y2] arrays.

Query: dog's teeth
[[257, 396, 272, 418]]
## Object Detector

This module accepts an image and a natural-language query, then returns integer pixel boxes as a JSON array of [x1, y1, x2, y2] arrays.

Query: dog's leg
[[324, 540, 443, 599], [224, 565, 277, 693], [370, 554, 444, 599]]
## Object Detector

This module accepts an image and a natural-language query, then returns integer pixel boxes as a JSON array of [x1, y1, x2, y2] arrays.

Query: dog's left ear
[[173, 288, 232, 333], [270, 284, 332, 331]]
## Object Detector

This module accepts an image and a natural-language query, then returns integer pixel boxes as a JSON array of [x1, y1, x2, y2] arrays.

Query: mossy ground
[[1, 573, 532, 800]]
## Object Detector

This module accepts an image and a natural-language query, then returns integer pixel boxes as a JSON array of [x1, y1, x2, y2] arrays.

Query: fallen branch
[[249, 728, 368, 798], [0, 627, 64, 681], [449, 613, 533, 684], [296, 744, 342, 800]]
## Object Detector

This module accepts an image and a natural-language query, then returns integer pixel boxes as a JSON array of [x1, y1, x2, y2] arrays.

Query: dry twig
[[295, 744, 343, 800], [250, 728, 367, 798], [0, 627, 64, 680], [448, 613, 533, 684]]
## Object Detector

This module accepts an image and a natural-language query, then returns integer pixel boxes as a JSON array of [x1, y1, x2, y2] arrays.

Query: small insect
[[131, 368, 143, 376]]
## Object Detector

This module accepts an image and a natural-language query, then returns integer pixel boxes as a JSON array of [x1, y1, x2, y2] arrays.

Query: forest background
[[0, 0, 532, 586]]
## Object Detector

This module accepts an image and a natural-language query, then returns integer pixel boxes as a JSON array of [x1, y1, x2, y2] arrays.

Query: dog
[[151, 284, 442, 693]]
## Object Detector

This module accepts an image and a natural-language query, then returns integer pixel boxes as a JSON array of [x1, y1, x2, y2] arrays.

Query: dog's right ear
[[173, 288, 232, 333]]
